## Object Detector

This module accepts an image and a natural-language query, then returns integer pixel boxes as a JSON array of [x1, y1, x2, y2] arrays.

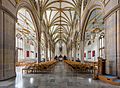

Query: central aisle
[[0, 62, 119, 88]]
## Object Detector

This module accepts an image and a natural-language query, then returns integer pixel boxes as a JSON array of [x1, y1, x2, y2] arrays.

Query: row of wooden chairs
[[16, 62, 36, 66], [64, 60, 94, 73], [22, 60, 57, 74]]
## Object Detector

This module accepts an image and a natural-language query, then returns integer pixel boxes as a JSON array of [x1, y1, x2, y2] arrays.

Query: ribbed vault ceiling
[[40, 0, 81, 44]]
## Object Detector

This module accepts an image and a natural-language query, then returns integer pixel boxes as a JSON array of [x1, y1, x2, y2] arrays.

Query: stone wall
[[104, 0, 120, 76], [105, 12, 117, 75], [116, 10, 120, 77], [0, 0, 16, 80]]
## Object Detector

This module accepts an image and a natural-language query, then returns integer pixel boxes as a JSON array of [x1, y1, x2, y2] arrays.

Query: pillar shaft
[[80, 40, 84, 62], [38, 21, 41, 62], [0, 1, 16, 80]]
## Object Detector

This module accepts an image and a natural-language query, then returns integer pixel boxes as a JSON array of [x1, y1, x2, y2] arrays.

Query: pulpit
[[98, 57, 106, 75]]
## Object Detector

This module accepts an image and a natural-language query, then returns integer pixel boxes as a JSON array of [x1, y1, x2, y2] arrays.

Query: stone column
[[74, 42, 77, 61], [38, 22, 41, 62], [71, 41, 72, 59], [46, 42, 48, 61], [38, 38, 41, 62], [52, 45, 55, 59], [71, 48, 72, 59], [67, 47, 69, 57], [80, 40, 84, 62], [52, 50, 55, 59], [0, 0, 16, 80], [117, 10, 120, 77], [48, 42, 50, 60], [50, 44, 52, 60]]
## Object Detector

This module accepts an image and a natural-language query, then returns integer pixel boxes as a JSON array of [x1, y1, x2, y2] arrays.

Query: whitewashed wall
[[84, 36, 99, 62]]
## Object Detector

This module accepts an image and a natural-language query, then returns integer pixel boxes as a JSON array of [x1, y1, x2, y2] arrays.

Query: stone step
[[98, 75, 120, 86]]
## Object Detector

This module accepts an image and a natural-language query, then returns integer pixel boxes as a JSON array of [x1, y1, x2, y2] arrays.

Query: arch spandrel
[[16, 0, 40, 41]]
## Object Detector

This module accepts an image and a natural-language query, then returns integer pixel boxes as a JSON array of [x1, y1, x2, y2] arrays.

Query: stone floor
[[0, 62, 120, 88]]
